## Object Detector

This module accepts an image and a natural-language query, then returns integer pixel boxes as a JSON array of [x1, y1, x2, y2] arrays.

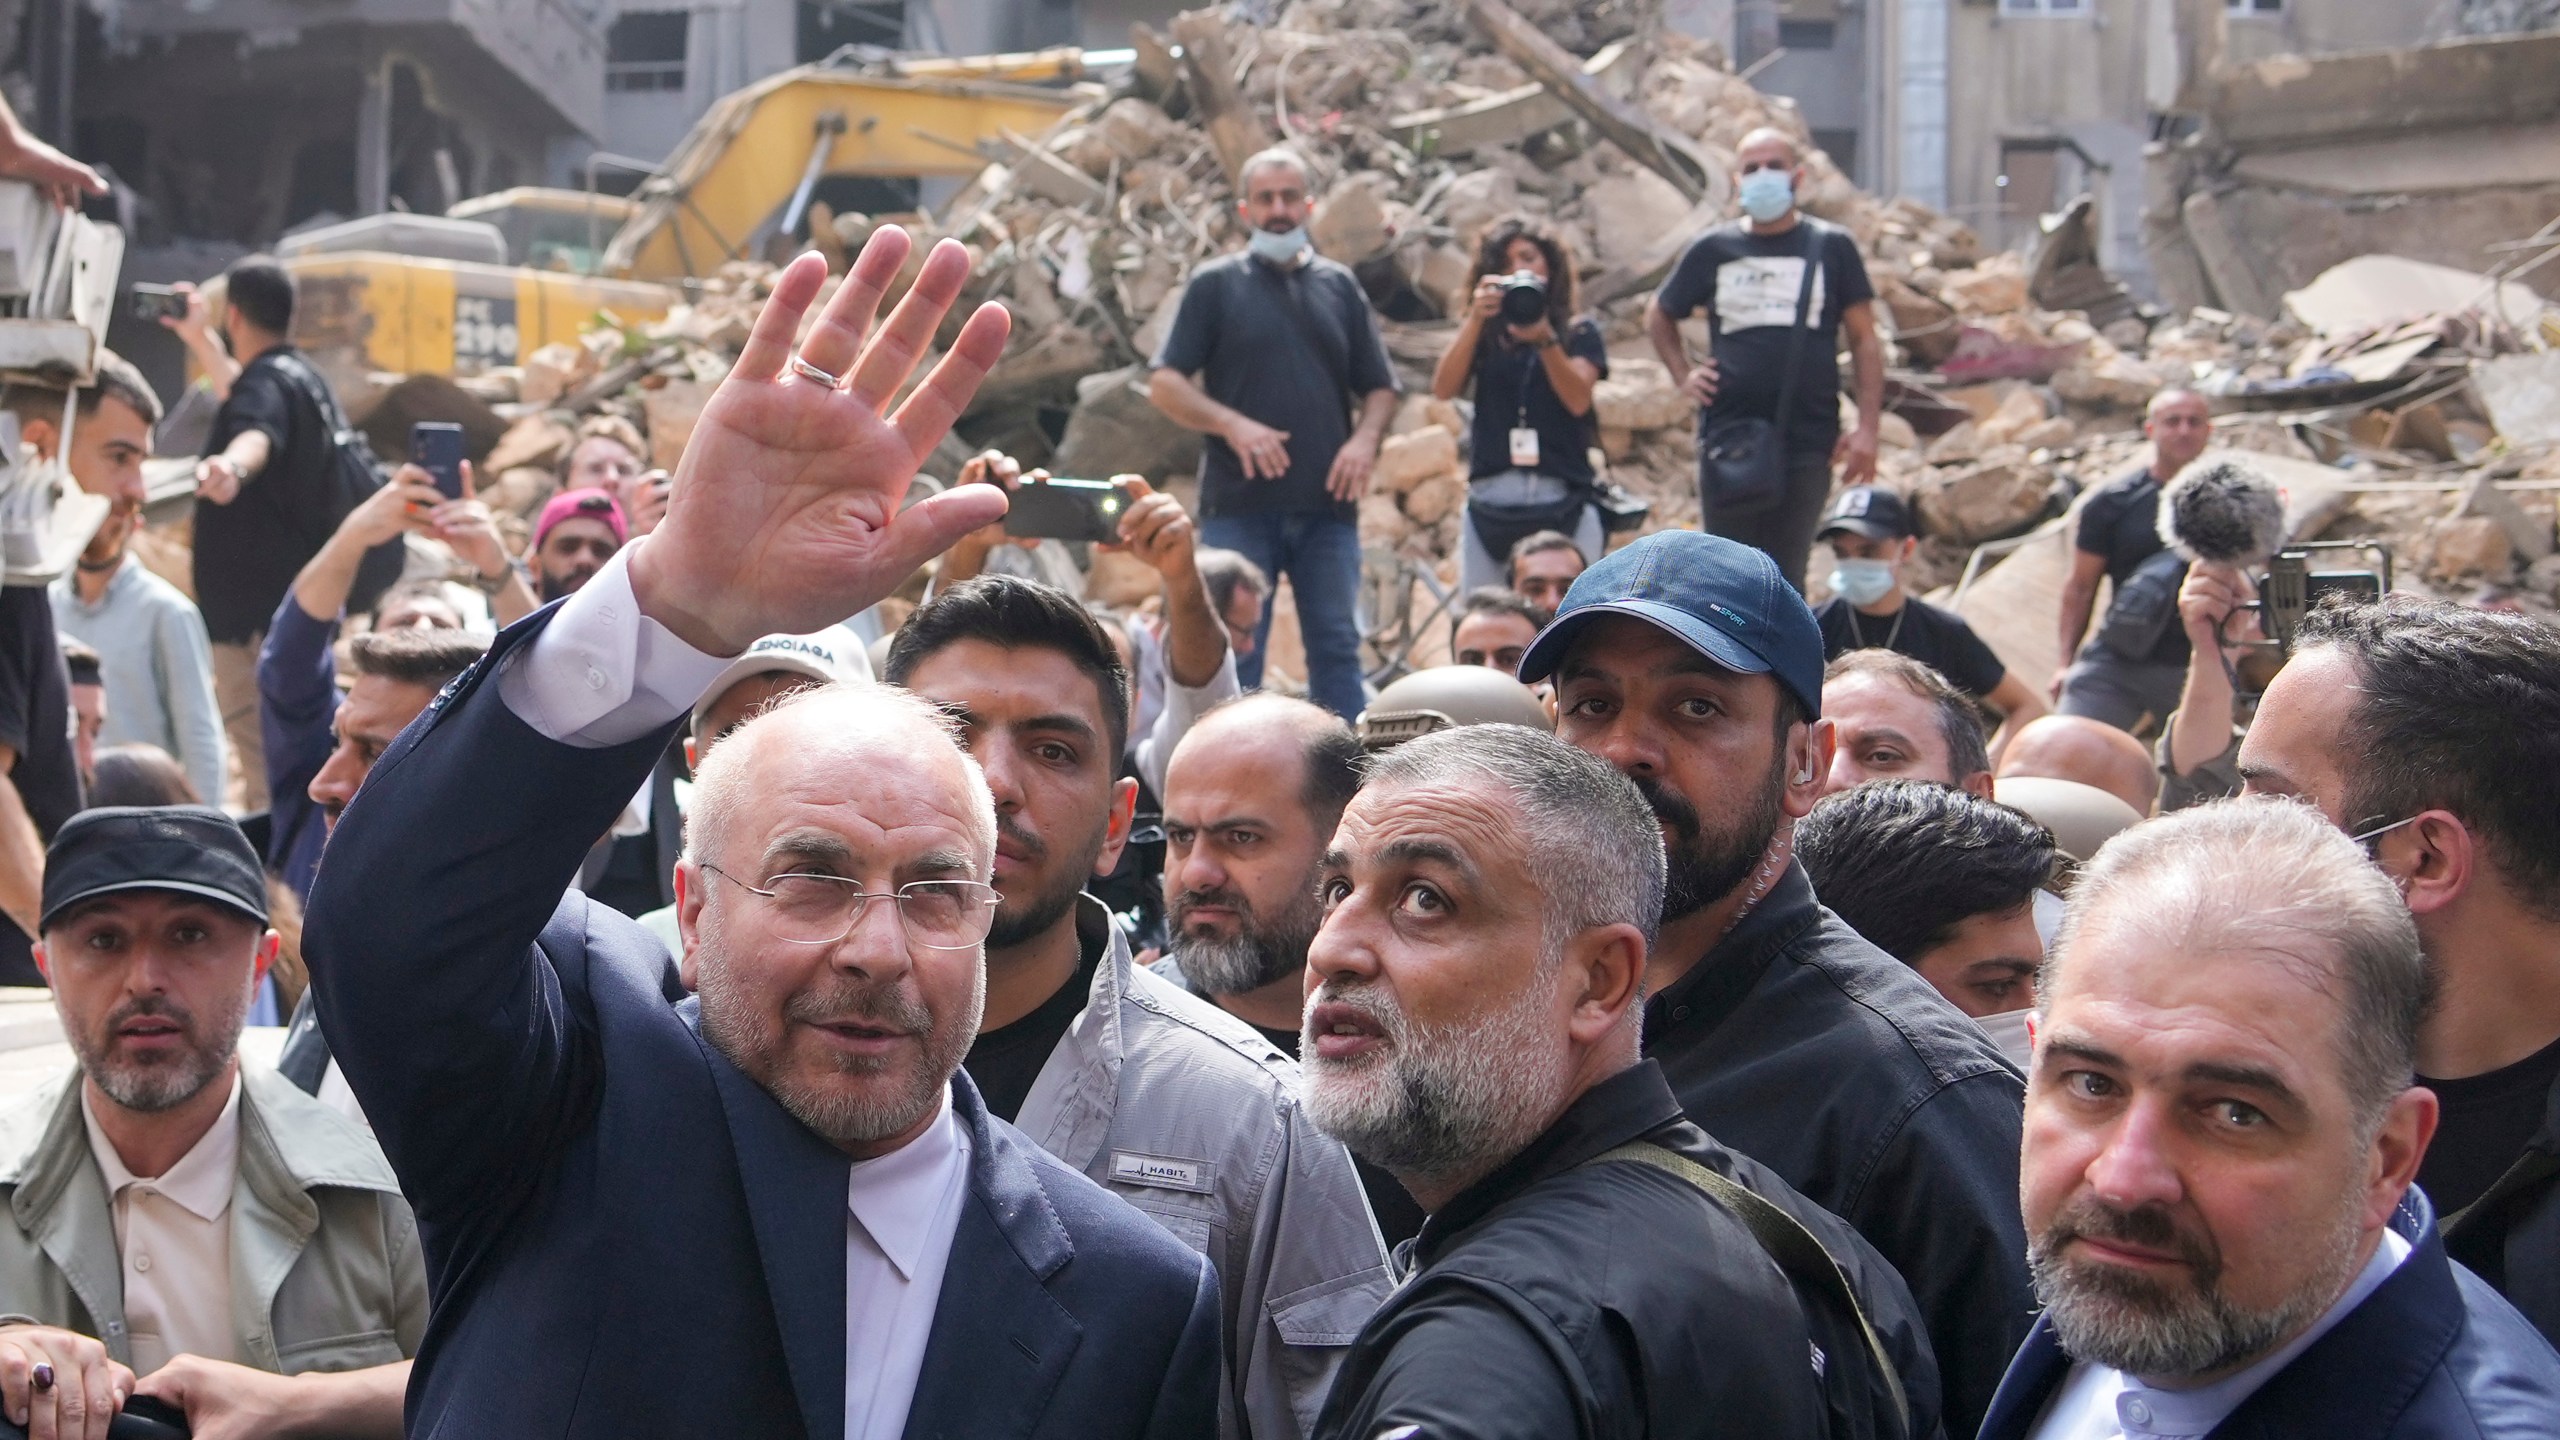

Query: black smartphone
[[1002, 477, 1127, 544], [410, 421, 467, 501], [128, 283, 188, 323]]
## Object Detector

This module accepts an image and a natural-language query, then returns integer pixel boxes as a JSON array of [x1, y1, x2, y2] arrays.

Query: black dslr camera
[[1497, 271, 1547, 327]]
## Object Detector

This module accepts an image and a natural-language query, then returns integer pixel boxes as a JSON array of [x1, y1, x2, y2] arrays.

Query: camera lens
[[1499, 276, 1546, 326]]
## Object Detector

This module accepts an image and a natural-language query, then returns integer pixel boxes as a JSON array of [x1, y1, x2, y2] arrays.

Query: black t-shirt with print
[[1815, 594, 2009, 700], [1465, 317, 1610, 483], [1655, 217, 1875, 453]]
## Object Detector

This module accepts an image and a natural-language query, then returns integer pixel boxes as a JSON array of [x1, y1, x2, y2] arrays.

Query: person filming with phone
[[1430, 216, 1609, 594]]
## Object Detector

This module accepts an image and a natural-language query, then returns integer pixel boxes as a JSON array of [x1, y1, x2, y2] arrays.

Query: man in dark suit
[[1982, 799, 2560, 1440], [302, 231, 1222, 1440]]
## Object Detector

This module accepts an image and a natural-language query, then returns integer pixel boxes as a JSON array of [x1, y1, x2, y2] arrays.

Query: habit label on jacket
[[1111, 1152, 1213, 1194]]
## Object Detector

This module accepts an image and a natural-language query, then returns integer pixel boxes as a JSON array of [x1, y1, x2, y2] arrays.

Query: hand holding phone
[[1001, 477, 1130, 544], [128, 283, 189, 324], [409, 422, 467, 501]]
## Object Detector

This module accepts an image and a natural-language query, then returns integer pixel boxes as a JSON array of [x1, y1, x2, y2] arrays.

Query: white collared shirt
[[843, 1091, 972, 1440], [79, 1074, 247, 1374], [2028, 1226, 2413, 1440], [492, 548, 976, 1440]]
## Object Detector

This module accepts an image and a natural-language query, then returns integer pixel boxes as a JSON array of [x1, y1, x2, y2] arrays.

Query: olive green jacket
[[0, 1063, 426, 1372]]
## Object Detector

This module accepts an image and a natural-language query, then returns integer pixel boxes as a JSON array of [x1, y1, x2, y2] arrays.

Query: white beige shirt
[[79, 1075, 247, 1374]]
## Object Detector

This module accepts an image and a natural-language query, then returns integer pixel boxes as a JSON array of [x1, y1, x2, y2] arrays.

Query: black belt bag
[[1467, 480, 1592, 564], [1698, 228, 1821, 517]]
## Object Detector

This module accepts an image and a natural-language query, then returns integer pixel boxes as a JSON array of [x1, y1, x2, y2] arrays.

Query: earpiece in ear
[[1796, 767, 1815, 783]]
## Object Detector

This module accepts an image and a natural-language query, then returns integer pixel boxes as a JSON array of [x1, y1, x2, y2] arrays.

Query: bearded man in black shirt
[[2232, 594, 2560, 1347], [1305, 724, 1938, 1440]]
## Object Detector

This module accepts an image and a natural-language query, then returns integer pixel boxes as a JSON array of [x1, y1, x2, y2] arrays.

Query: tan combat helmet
[[1356, 666, 1553, 751]]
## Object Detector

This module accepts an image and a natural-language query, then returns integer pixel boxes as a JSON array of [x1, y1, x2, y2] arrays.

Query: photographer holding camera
[[1430, 217, 1608, 593]]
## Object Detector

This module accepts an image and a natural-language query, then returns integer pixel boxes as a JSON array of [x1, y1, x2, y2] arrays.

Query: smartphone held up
[[1001, 476, 1129, 545], [410, 422, 467, 501]]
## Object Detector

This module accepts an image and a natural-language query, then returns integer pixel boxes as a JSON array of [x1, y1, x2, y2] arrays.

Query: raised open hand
[[628, 229, 1012, 655]]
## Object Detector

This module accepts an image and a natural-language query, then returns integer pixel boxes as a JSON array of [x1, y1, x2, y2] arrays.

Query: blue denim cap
[[1517, 530, 1825, 721]]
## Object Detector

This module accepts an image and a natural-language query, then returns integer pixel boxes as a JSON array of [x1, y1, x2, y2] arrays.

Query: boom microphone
[[2159, 457, 2287, 568]]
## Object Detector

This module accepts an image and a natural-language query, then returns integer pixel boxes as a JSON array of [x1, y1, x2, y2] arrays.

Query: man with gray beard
[[1155, 693, 1424, 1244], [0, 806, 422, 1440], [1303, 725, 1945, 1440], [1980, 798, 2560, 1439]]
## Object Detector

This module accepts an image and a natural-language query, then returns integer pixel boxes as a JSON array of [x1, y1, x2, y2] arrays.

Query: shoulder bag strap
[[1765, 223, 1823, 447], [264, 351, 353, 440], [1588, 1140, 1911, 1440], [1266, 263, 1352, 402]]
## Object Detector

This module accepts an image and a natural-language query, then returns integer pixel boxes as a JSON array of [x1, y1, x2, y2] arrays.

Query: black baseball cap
[[1816, 486, 1913, 543], [1517, 530, 1826, 721], [39, 806, 270, 934]]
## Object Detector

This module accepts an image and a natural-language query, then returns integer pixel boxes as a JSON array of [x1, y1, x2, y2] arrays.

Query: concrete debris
[[332, 0, 2560, 636]]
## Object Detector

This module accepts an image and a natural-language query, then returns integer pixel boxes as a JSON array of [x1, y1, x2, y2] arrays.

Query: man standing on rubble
[[2052, 387, 2214, 732], [1647, 128, 1885, 593], [1149, 145, 1399, 721]]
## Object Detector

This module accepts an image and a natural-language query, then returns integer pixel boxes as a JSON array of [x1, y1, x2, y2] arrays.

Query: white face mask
[[1248, 225, 1312, 267], [1829, 557, 1898, 608], [1976, 1006, 2035, 1070]]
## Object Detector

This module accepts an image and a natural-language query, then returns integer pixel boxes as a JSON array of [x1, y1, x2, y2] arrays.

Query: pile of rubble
[[448, 0, 2558, 623]]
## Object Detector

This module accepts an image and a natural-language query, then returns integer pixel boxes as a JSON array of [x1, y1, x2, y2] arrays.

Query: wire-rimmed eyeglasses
[[698, 864, 999, 950]]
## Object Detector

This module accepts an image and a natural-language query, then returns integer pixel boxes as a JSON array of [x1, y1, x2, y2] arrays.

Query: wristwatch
[[470, 564, 515, 597]]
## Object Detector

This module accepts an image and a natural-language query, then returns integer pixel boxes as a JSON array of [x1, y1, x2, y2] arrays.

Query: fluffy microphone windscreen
[[2159, 458, 2286, 566]]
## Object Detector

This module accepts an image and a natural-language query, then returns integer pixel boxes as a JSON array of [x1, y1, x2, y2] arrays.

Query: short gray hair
[[686, 682, 997, 871], [1238, 146, 1312, 192], [1364, 724, 1666, 949], [2047, 798, 2429, 1133]]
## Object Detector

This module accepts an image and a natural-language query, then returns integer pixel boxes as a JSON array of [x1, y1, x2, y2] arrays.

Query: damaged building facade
[[1718, 0, 2555, 305], [73, 0, 603, 240]]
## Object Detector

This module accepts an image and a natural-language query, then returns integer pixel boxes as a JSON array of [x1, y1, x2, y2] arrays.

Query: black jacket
[[1312, 1063, 1945, 1440], [299, 609, 1223, 1439], [1979, 1189, 2560, 1439], [1643, 862, 2035, 1440], [2443, 1079, 2560, 1352]]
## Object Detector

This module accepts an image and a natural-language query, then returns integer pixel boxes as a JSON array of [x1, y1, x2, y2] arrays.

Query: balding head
[[1736, 127, 1800, 168], [1998, 715, 2158, 817], [1163, 693, 1366, 999], [679, 683, 999, 1158]]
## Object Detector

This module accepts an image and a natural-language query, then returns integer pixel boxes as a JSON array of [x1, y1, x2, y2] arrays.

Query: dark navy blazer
[[302, 611, 1222, 1439], [1977, 1190, 2560, 1440]]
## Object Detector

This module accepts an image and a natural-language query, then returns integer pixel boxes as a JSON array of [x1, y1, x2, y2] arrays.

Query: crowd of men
[[0, 121, 2554, 1440]]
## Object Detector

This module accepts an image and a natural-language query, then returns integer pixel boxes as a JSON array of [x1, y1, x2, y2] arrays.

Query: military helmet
[[1356, 665, 1553, 751]]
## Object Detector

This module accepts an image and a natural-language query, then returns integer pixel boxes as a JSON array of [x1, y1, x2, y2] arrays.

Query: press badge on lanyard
[[1509, 348, 1542, 468]]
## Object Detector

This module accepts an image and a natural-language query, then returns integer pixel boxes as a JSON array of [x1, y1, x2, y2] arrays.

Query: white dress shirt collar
[[846, 1089, 966, 1282], [2033, 1225, 2414, 1440], [80, 1071, 242, 1221]]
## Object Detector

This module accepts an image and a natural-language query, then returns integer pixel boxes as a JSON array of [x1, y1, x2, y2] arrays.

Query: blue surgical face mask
[[1248, 224, 1311, 266], [1738, 168, 1796, 223], [1830, 557, 1898, 608]]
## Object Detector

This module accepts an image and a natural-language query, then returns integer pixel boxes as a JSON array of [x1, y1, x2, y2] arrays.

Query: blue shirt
[[257, 592, 339, 902]]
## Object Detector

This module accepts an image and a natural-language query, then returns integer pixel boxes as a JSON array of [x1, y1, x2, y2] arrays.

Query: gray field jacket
[[0, 1063, 426, 1372], [1017, 898, 1394, 1440]]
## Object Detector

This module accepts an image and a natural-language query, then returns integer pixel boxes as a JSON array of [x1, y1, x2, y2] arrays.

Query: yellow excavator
[[232, 47, 1096, 383]]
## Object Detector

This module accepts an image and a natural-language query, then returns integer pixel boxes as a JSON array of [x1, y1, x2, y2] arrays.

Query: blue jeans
[[1200, 510, 1369, 720]]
